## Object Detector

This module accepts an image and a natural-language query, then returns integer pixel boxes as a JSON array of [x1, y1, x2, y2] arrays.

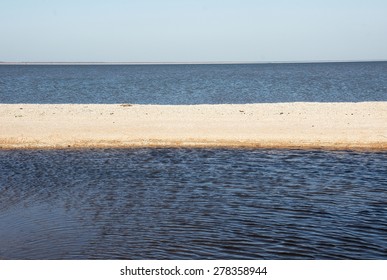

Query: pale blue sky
[[1, 0, 386, 62]]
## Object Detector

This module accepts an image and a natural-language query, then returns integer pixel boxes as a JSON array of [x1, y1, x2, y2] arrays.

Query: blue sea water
[[0, 149, 386, 259], [0, 63, 386, 259], [1, 62, 386, 104]]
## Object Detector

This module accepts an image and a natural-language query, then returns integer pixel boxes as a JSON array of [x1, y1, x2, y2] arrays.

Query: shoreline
[[1, 102, 386, 150], [1, 60, 386, 66]]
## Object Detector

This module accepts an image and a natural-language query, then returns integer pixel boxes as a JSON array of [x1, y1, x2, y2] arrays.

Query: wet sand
[[1, 102, 386, 150]]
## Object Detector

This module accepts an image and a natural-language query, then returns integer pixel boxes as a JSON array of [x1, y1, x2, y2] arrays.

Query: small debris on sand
[[1, 102, 386, 149]]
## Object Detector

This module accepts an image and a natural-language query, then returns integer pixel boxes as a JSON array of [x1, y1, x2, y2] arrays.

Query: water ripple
[[0, 148, 386, 259], [1, 63, 387, 104]]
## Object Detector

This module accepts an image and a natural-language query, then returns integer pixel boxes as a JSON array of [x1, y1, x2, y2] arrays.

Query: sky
[[1, 0, 387, 63]]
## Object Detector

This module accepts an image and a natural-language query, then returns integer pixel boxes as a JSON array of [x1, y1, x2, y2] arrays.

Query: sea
[[0, 62, 386, 259], [1, 62, 387, 104]]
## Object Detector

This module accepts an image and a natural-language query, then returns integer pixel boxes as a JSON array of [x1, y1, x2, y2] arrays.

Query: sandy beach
[[0, 102, 386, 150]]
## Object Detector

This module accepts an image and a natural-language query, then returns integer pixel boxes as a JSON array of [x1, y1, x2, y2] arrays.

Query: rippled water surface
[[1, 62, 387, 104], [0, 149, 386, 259]]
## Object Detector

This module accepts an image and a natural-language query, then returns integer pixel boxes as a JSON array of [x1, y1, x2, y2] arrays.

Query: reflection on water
[[0, 148, 386, 259]]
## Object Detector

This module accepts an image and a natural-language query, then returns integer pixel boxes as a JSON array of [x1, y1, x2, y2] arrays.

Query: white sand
[[1, 102, 386, 149]]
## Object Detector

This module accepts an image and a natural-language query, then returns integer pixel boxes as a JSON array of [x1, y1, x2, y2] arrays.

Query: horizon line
[[0, 59, 386, 65]]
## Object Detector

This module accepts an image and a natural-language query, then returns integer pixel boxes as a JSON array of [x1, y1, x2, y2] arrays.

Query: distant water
[[1, 62, 387, 104], [0, 148, 386, 259]]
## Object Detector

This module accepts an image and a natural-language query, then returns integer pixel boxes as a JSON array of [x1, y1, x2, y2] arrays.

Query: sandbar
[[1, 102, 386, 150]]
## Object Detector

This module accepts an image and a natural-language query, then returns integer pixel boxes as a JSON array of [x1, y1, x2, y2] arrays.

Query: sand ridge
[[1, 102, 386, 150]]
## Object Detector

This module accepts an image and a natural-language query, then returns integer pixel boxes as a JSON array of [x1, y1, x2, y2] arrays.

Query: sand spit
[[1, 102, 386, 150]]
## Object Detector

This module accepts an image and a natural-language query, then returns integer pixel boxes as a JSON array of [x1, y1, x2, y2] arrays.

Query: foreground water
[[0, 148, 386, 259], [1, 62, 387, 104]]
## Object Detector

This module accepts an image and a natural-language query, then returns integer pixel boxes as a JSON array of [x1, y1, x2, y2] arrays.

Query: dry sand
[[1, 102, 386, 150]]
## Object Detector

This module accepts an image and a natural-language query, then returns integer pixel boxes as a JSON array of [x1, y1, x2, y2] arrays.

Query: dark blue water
[[1, 62, 386, 104], [0, 148, 386, 259]]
